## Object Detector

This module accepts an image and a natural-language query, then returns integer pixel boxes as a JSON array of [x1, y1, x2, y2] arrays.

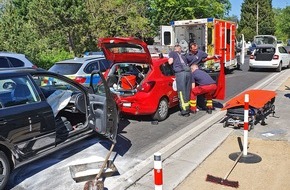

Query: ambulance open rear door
[[161, 25, 174, 46]]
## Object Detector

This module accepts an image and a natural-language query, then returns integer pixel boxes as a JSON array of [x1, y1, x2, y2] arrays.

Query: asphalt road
[[113, 56, 271, 160], [7, 56, 278, 190]]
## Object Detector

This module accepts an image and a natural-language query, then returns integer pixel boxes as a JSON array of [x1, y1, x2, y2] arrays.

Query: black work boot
[[206, 107, 213, 114], [180, 109, 190, 117]]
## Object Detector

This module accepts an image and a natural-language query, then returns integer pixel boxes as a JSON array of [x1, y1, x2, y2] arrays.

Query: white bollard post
[[154, 152, 163, 190], [243, 94, 249, 156]]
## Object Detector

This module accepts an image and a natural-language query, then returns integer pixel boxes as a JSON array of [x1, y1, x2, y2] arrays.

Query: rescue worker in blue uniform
[[168, 44, 191, 117], [186, 42, 218, 68], [186, 42, 220, 111], [189, 63, 217, 114]]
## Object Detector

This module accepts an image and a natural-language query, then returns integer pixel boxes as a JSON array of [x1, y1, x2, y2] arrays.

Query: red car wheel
[[152, 98, 169, 121]]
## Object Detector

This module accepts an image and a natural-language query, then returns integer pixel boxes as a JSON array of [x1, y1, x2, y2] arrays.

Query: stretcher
[[222, 89, 276, 130]]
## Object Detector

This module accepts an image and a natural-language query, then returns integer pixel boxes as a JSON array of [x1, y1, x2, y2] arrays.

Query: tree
[[86, 0, 152, 42], [147, 0, 231, 33], [275, 6, 290, 41], [224, 15, 239, 23], [0, 0, 37, 54], [0, 0, 232, 69], [0, 0, 76, 69], [239, 0, 275, 42], [28, 0, 90, 56]]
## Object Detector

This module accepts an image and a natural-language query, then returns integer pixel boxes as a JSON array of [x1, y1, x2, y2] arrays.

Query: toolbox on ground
[[69, 160, 118, 183]]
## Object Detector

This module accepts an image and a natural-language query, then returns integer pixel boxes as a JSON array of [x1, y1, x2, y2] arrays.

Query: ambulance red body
[[159, 18, 245, 71]]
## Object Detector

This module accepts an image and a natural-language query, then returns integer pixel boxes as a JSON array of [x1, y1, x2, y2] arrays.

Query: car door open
[[89, 70, 118, 143]]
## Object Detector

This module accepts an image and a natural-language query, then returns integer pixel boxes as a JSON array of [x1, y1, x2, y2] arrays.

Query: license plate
[[123, 102, 131, 107]]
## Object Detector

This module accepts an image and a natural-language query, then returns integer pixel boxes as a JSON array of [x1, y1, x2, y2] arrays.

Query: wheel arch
[[161, 95, 173, 109], [161, 95, 170, 104], [0, 144, 14, 171], [151, 94, 170, 111], [163, 94, 177, 108]]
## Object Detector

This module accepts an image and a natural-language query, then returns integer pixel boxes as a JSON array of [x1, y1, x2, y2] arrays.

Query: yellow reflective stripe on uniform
[[189, 100, 196, 107], [206, 100, 213, 107], [179, 91, 189, 110]]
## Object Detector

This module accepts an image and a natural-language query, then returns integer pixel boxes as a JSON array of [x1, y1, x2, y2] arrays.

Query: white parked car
[[249, 45, 290, 72], [0, 52, 37, 68]]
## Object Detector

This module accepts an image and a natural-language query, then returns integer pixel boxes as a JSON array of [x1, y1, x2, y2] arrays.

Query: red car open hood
[[98, 37, 152, 64]]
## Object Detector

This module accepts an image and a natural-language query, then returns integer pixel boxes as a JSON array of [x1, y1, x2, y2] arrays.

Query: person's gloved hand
[[214, 54, 221, 59]]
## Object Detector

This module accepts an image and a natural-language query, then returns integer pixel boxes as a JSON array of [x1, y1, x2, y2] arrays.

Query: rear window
[[49, 63, 82, 75], [7, 57, 24, 67], [0, 57, 10, 68], [255, 47, 275, 54], [160, 62, 174, 76], [84, 59, 111, 74]]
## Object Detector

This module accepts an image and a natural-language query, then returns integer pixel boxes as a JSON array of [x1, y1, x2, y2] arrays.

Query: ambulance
[[159, 18, 245, 71]]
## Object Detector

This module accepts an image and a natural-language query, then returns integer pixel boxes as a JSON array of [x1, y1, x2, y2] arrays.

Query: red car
[[98, 37, 179, 121]]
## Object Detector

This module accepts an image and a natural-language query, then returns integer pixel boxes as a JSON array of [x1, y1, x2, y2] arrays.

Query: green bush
[[33, 49, 74, 70]]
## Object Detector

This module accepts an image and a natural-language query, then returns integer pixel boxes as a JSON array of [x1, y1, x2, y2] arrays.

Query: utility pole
[[256, 3, 259, 35]]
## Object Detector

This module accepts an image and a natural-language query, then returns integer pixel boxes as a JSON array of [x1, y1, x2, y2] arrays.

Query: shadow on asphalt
[[99, 134, 132, 157], [284, 93, 290, 99]]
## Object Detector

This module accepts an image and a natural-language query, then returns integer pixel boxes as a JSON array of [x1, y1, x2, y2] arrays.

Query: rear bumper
[[249, 60, 280, 68], [119, 100, 157, 115]]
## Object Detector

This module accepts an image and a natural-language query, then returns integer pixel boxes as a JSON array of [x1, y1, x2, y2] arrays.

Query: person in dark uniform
[[186, 42, 220, 110], [186, 42, 218, 68], [189, 63, 217, 114], [168, 44, 191, 117]]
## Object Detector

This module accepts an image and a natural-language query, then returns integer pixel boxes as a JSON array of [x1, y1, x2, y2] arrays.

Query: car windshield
[[49, 63, 82, 75]]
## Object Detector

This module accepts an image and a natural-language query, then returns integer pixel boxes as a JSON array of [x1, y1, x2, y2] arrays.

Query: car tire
[[249, 66, 254, 71], [0, 151, 10, 190], [287, 61, 290, 69], [152, 98, 169, 121], [276, 62, 282, 72]]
